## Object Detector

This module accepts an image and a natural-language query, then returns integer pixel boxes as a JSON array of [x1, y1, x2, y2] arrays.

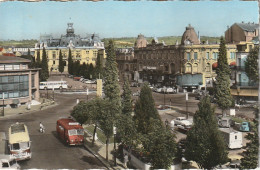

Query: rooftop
[[0, 55, 31, 64], [236, 22, 259, 32]]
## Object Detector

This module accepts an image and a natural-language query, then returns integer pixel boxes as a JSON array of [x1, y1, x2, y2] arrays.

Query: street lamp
[[2, 92, 4, 117], [87, 88, 89, 101], [163, 87, 166, 109], [186, 93, 189, 119], [113, 126, 117, 166], [52, 87, 55, 101]]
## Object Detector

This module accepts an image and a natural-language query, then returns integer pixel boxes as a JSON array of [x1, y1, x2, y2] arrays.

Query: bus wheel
[[59, 86, 63, 90], [44, 87, 47, 90]]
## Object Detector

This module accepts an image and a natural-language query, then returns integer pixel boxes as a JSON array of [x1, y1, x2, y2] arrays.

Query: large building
[[134, 25, 237, 91], [116, 47, 136, 81], [0, 55, 40, 107], [34, 23, 106, 73], [225, 22, 259, 44]]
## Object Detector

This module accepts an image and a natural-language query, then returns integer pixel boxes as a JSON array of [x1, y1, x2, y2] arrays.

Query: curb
[[83, 143, 114, 170]]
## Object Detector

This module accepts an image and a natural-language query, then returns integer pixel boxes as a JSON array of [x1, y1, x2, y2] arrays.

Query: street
[[0, 92, 105, 169]]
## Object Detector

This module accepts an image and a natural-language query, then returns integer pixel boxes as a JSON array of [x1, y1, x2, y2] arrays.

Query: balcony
[[235, 81, 258, 87]]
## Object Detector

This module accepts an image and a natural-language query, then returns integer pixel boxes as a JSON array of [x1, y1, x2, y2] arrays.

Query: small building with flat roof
[[0, 55, 40, 107]]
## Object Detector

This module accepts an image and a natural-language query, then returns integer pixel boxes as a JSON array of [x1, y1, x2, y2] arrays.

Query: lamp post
[[186, 93, 188, 119], [2, 92, 4, 117], [52, 87, 55, 101], [87, 88, 89, 101], [113, 126, 117, 166], [163, 87, 166, 109]]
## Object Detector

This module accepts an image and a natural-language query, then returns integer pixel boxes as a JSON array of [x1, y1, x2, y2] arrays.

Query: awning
[[212, 62, 218, 68], [229, 61, 236, 66]]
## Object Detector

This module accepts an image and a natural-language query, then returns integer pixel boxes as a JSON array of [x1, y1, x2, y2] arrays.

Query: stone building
[[116, 47, 136, 81], [34, 23, 106, 73], [134, 25, 237, 91], [225, 22, 259, 44], [0, 55, 40, 107]]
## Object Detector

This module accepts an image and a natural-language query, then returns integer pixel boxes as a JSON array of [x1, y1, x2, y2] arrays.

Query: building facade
[[134, 25, 237, 91], [116, 47, 136, 81], [34, 23, 106, 73], [0, 55, 40, 107], [230, 41, 258, 101]]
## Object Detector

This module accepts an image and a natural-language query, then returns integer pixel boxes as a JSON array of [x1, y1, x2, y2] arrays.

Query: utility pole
[[2, 92, 4, 117]]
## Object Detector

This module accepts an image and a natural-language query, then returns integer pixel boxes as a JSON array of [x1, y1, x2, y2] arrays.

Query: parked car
[[133, 91, 140, 96], [0, 154, 20, 169], [156, 88, 162, 93]]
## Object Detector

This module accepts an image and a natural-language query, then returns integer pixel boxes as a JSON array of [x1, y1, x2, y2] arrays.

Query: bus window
[[68, 129, 77, 136], [77, 129, 84, 135], [12, 143, 20, 150], [20, 142, 29, 149]]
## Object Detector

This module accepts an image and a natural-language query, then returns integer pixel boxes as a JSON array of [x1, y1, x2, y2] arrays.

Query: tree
[[36, 49, 41, 68], [73, 60, 80, 76], [98, 99, 117, 161], [68, 48, 73, 75], [20, 49, 35, 68], [245, 47, 259, 83], [215, 37, 233, 116], [58, 50, 64, 73], [40, 47, 49, 81], [134, 83, 161, 135], [185, 95, 228, 169], [71, 101, 92, 125], [121, 77, 132, 116], [142, 119, 177, 169], [240, 108, 259, 169], [94, 53, 103, 79], [89, 63, 94, 79]]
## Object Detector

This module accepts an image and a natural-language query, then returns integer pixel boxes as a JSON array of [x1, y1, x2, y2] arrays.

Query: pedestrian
[[124, 153, 128, 168], [165, 119, 169, 128]]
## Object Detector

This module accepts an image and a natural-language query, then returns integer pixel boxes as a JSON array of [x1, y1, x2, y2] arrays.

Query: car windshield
[[77, 129, 84, 135]]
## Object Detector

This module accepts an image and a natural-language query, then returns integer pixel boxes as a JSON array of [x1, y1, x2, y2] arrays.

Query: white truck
[[219, 128, 243, 149]]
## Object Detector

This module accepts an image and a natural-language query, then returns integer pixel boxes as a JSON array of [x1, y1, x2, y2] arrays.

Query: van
[[0, 154, 20, 169]]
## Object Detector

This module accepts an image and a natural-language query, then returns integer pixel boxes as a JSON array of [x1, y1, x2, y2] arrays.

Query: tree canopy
[[40, 47, 49, 81], [214, 37, 233, 114], [245, 46, 259, 83], [58, 50, 64, 73], [185, 95, 228, 169]]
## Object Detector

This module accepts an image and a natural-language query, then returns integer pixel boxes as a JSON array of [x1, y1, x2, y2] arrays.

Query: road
[[0, 92, 105, 169]]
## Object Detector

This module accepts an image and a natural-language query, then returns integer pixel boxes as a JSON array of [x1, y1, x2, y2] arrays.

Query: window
[[187, 52, 191, 60], [230, 52, 235, 59], [194, 52, 198, 60], [193, 64, 198, 73], [235, 135, 237, 139], [206, 52, 210, 60], [13, 65, 19, 70], [0, 65, 4, 70], [206, 63, 211, 72], [2, 162, 9, 167], [53, 61, 55, 65], [186, 64, 192, 73], [52, 51, 56, 59], [5, 65, 12, 70], [213, 52, 218, 60]]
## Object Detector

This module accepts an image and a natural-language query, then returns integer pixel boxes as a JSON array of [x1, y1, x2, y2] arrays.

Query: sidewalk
[[0, 98, 56, 118], [83, 128, 126, 170]]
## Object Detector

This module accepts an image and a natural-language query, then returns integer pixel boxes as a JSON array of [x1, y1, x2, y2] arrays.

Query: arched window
[[186, 64, 192, 73], [193, 64, 198, 73]]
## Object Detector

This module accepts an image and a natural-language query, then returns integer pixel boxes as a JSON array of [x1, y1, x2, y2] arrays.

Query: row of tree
[[71, 40, 177, 169], [67, 48, 104, 79]]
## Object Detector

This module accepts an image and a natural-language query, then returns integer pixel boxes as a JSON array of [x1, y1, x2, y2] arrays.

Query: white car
[[156, 88, 162, 93], [174, 117, 192, 127]]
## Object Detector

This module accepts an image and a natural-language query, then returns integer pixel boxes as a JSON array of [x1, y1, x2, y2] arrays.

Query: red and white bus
[[56, 118, 84, 145]]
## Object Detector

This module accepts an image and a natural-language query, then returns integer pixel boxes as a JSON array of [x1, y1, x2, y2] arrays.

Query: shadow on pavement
[[80, 155, 104, 167]]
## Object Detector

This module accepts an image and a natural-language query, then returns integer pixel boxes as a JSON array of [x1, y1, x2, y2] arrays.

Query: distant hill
[[0, 36, 221, 48]]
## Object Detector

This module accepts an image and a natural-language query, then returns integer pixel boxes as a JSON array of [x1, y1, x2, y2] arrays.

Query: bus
[[39, 81, 68, 90], [56, 118, 84, 145], [8, 123, 31, 161]]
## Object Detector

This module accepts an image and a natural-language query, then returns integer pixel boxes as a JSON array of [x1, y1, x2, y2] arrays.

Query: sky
[[0, 1, 258, 40]]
